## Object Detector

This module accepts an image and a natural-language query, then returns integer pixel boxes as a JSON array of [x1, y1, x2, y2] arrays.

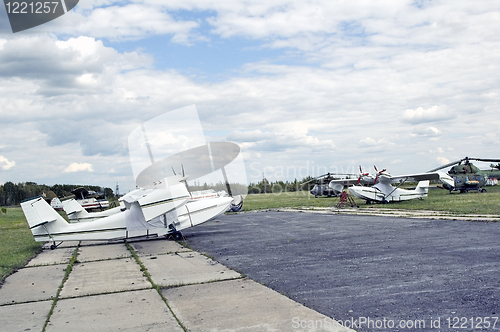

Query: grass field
[[0, 207, 42, 283], [1, 185, 499, 283], [242, 185, 500, 214]]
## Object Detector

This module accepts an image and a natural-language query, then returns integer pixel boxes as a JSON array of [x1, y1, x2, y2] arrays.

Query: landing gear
[[49, 241, 63, 250], [171, 231, 183, 241], [167, 224, 184, 241]]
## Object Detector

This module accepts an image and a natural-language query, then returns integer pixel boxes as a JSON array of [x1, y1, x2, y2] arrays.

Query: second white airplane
[[329, 168, 454, 204]]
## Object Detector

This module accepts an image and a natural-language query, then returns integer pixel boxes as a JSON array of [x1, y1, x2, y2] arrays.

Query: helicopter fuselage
[[444, 174, 488, 193]]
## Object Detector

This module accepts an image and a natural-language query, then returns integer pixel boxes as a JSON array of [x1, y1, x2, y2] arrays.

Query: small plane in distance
[[329, 167, 454, 204]]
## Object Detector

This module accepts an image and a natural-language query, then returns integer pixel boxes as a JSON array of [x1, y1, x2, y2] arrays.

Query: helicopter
[[303, 167, 377, 198], [303, 173, 338, 197], [428, 157, 500, 193]]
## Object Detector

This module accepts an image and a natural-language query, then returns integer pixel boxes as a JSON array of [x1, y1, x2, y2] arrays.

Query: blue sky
[[1, 0, 500, 192]]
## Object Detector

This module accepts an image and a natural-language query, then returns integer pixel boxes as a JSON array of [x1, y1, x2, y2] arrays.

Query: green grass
[[242, 185, 500, 215], [0, 207, 43, 283]]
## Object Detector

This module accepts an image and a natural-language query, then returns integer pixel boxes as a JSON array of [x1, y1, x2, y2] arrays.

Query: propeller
[[179, 164, 192, 198], [373, 165, 386, 184], [356, 166, 370, 185]]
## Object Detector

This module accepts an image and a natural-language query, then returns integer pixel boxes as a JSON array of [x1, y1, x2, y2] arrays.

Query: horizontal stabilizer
[[416, 180, 430, 192]]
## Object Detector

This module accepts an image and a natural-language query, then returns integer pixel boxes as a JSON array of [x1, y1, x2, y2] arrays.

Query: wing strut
[[41, 224, 63, 250], [386, 177, 409, 199]]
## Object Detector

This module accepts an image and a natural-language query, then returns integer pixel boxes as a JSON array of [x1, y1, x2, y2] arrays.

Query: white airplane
[[329, 168, 454, 204], [21, 175, 233, 249], [61, 188, 234, 231]]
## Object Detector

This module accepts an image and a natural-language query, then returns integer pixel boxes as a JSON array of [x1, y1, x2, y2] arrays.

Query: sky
[[0, 0, 500, 193]]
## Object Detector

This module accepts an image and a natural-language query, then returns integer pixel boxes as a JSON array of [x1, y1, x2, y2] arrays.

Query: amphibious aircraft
[[21, 175, 233, 248], [62, 188, 235, 226], [329, 168, 454, 204]]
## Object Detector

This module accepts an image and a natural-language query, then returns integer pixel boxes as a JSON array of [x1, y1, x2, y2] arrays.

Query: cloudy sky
[[0, 0, 499, 192]]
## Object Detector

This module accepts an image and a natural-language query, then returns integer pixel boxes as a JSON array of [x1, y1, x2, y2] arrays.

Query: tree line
[[0, 177, 318, 206], [0, 182, 114, 206], [247, 177, 316, 194]]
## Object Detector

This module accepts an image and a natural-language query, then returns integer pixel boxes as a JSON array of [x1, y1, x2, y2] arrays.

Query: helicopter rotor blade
[[467, 158, 500, 163], [428, 159, 463, 172], [429, 157, 500, 172], [300, 173, 334, 185]]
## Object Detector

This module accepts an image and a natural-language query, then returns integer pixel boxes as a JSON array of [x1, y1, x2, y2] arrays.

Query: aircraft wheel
[[480, 188, 487, 193], [172, 231, 183, 241], [50, 244, 56, 250]]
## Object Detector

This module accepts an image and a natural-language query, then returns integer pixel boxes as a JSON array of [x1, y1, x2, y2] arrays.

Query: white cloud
[[358, 137, 392, 148], [402, 106, 454, 124], [483, 133, 500, 145], [228, 125, 334, 153], [0, 156, 15, 170], [63, 5, 200, 43], [437, 157, 450, 166], [1, 1, 500, 185], [64, 162, 94, 173], [411, 126, 442, 137]]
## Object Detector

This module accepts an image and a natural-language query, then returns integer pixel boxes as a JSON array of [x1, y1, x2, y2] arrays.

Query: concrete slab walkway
[[0, 238, 352, 332]]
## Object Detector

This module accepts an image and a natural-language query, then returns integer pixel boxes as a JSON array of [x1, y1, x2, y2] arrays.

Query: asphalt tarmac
[[182, 211, 500, 332]]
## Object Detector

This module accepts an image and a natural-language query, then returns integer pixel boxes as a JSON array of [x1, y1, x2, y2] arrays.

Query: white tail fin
[[20, 197, 69, 241], [415, 180, 430, 194], [61, 198, 89, 221]]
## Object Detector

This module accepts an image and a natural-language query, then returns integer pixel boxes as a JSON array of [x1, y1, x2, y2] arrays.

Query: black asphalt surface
[[182, 211, 500, 332]]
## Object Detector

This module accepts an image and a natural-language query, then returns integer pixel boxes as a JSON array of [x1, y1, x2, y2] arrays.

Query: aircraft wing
[[384, 171, 454, 187], [121, 183, 190, 222], [329, 179, 360, 187]]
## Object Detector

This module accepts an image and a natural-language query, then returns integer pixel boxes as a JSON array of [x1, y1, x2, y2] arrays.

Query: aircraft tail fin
[[415, 180, 430, 194], [61, 198, 88, 221], [20, 197, 68, 240]]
